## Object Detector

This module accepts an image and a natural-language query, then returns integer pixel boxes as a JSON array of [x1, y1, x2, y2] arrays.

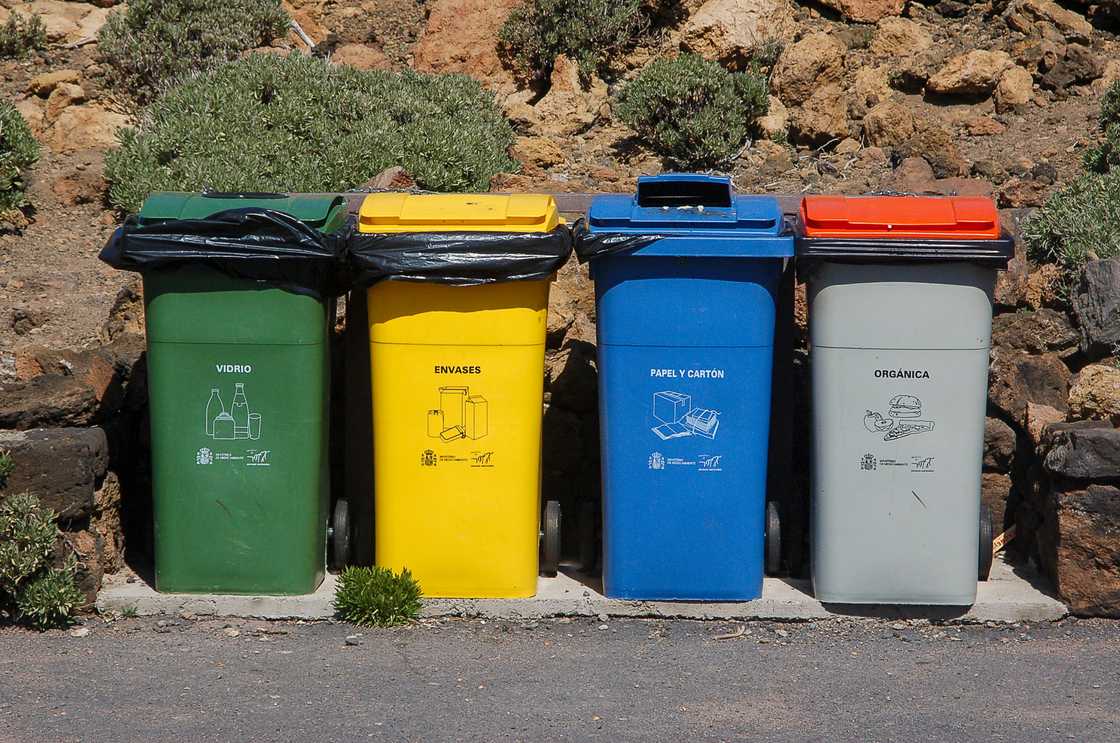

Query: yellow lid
[[358, 193, 561, 233]]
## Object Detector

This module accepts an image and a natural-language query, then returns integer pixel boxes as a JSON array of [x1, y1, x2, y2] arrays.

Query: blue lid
[[586, 174, 790, 258]]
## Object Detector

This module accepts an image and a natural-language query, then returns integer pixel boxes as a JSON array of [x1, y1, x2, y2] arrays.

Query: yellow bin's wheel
[[541, 500, 561, 577]]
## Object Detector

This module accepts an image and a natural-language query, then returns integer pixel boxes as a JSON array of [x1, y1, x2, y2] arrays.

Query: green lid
[[137, 192, 349, 234]]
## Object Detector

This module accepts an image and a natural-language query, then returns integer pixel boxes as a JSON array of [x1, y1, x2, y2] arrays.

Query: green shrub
[[0, 450, 13, 488], [0, 494, 83, 630], [334, 566, 422, 627], [1084, 80, 1120, 174], [499, 0, 657, 83], [15, 557, 84, 631], [0, 12, 46, 59], [1023, 169, 1120, 292], [105, 53, 517, 212], [615, 54, 768, 168], [0, 102, 40, 222], [97, 0, 290, 100]]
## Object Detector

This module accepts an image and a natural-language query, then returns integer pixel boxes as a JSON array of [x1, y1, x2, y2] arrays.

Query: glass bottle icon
[[205, 388, 225, 436], [231, 383, 250, 439]]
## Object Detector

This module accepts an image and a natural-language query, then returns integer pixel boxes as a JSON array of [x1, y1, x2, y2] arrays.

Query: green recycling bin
[[101, 192, 349, 594]]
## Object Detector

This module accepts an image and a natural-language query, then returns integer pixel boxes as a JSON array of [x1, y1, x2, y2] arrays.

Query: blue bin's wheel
[[765, 501, 781, 577], [979, 503, 994, 582], [541, 500, 561, 577], [331, 498, 351, 570]]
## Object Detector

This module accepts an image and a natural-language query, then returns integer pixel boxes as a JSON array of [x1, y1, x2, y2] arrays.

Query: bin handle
[[636, 176, 732, 209], [202, 191, 288, 200]]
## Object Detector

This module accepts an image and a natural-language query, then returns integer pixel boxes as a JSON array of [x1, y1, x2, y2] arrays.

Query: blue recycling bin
[[583, 174, 793, 600]]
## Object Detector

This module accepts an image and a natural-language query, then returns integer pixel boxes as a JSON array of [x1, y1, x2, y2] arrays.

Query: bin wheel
[[765, 501, 782, 577], [541, 500, 561, 577], [979, 502, 994, 582], [331, 499, 351, 570]]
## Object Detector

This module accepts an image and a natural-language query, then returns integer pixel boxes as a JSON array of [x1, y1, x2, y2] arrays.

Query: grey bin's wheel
[[331, 498, 351, 570], [979, 502, 994, 582], [541, 500, 561, 577], [765, 501, 782, 577]]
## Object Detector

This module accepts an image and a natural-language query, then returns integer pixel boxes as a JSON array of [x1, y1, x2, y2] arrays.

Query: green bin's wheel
[[541, 500, 561, 577], [979, 502, 994, 582], [765, 501, 782, 577], [331, 499, 351, 570]]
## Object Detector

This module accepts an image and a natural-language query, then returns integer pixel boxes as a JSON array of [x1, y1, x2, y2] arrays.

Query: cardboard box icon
[[653, 391, 691, 424]]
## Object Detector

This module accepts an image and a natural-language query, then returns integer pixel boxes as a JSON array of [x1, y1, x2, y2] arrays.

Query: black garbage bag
[[570, 220, 666, 263], [348, 225, 574, 286], [99, 208, 351, 298]]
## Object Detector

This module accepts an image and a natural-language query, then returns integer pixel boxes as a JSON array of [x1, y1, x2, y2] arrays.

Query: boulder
[[756, 95, 790, 140], [789, 84, 850, 146], [926, 50, 1015, 98], [26, 70, 81, 97], [0, 428, 108, 525], [1025, 262, 1063, 310], [680, 0, 798, 68], [988, 348, 1071, 425], [1041, 421, 1120, 482], [990, 308, 1078, 357], [894, 120, 968, 178], [770, 32, 846, 107], [331, 43, 392, 71], [1026, 401, 1066, 445], [1038, 483, 1120, 617], [1003, 0, 1093, 43], [1072, 258, 1120, 360], [982, 472, 1014, 531], [851, 65, 892, 114], [1039, 43, 1103, 92], [1068, 364, 1120, 424], [516, 56, 609, 137], [46, 105, 129, 154], [816, 0, 906, 22], [994, 66, 1034, 112], [984, 416, 1017, 471], [514, 136, 566, 170], [862, 98, 915, 147], [412, 0, 521, 91], [869, 17, 932, 59], [997, 177, 1049, 208]]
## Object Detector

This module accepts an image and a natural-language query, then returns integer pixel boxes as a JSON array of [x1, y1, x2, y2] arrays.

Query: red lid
[[799, 195, 1002, 240]]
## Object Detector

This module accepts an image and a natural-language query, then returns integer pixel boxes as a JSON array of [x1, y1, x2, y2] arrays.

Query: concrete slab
[[96, 555, 1067, 624]]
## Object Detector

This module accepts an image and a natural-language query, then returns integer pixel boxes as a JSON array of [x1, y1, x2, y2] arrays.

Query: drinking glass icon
[[248, 413, 262, 440]]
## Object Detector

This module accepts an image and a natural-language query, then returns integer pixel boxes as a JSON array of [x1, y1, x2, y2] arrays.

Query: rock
[[991, 308, 1079, 358], [984, 416, 1017, 471], [816, 0, 905, 22], [1041, 421, 1120, 481], [514, 136, 565, 169], [1071, 258, 1120, 359], [926, 50, 1015, 98], [756, 95, 789, 140], [994, 66, 1034, 112], [770, 32, 846, 108], [51, 162, 106, 207], [92, 471, 124, 574], [331, 43, 392, 71], [680, 0, 797, 68], [964, 116, 1007, 136], [100, 279, 145, 343], [0, 428, 108, 524], [27, 69, 81, 97], [1003, 0, 1093, 44], [45, 83, 86, 122], [1038, 482, 1120, 617], [1026, 401, 1066, 445], [869, 17, 932, 59], [522, 57, 608, 137], [895, 121, 968, 178], [5, 1, 108, 43], [412, 0, 520, 91], [1025, 262, 1062, 309], [863, 99, 915, 147], [993, 237, 1029, 308], [892, 48, 950, 93], [834, 137, 861, 155], [988, 348, 1071, 425], [0, 339, 145, 430], [935, 0, 970, 17], [47, 105, 129, 154], [982, 472, 1014, 531], [790, 84, 849, 146], [1068, 364, 1120, 424], [749, 139, 794, 176], [851, 66, 892, 115], [66, 528, 104, 604], [1039, 44, 1103, 92], [888, 156, 937, 192], [997, 178, 1048, 208], [363, 166, 415, 191], [10, 307, 47, 336]]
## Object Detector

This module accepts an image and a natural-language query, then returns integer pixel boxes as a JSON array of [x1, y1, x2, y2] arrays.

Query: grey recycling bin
[[797, 195, 1014, 605]]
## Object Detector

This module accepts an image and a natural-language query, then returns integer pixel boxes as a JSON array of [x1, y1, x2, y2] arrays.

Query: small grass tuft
[[334, 566, 422, 628], [0, 450, 13, 489]]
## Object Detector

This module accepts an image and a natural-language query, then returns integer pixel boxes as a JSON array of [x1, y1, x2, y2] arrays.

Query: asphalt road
[[1, 616, 1118, 742]]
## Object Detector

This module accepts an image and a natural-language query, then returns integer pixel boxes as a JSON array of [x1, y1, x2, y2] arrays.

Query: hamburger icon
[[888, 394, 922, 419]]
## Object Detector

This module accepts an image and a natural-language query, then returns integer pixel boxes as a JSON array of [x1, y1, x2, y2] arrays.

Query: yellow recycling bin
[[354, 193, 571, 598]]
